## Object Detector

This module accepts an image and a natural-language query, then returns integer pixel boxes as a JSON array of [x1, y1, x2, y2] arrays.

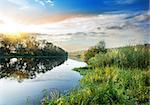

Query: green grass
[[41, 44, 150, 105], [42, 67, 149, 105], [73, 66, 92, 76], [88, 44, 149, 69]]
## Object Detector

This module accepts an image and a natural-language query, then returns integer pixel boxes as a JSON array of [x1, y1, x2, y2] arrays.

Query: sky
[[0, 0, 149, 24], [0, 0, 149, 51]]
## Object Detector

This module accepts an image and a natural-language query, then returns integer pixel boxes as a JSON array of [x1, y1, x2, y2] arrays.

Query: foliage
[[88, 44, 149, 69], [0, 57, 66, 81], [73, 66, 92, 75], [42, 43, 149, 105], [42, 67, 150, 105], [0, 33, 68, 57], [82, 41, 107, 63], [0, 33, 68, 82]]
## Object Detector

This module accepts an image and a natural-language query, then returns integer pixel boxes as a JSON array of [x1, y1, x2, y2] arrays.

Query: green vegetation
[[0, 33, 68, 82], [42, 67, 149, 105], [0, 33, 68, 58], [42, 42, 150, 105], [88, 44, 149, 69], [82, 41, 107, 62]]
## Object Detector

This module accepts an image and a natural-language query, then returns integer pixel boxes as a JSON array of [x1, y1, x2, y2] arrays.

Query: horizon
[[0, 1, 149, 105], [0, 0, 149, 51]]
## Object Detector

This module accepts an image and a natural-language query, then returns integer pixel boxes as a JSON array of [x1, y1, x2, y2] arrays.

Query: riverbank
[[42, 67, 149, 105], [42, 44, 149, 105]]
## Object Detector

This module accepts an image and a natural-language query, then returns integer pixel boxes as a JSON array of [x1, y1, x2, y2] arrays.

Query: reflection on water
[[0, 57, 67, 82], [0, 59, 87, 105]]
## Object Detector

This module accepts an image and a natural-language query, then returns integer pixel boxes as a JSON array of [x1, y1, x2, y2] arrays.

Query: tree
[[82, 41, 107, 63], [96, 40, 107, 53]]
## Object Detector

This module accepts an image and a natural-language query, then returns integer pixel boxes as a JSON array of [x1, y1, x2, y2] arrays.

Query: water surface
[[0, 59, 86, 105]]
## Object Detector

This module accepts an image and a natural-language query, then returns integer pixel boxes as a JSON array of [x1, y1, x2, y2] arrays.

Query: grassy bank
[[42, 43, 150, 105]]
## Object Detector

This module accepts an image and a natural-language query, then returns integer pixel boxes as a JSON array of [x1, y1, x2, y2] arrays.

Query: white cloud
[[35, 0, 54, 7], [0, 11, 148, 35], [40, 13, 129, 34], [132, 11, 150, 22], [32, 11, 148, 51], [39, 1, 45, 6], [0, 9, 149, 51]]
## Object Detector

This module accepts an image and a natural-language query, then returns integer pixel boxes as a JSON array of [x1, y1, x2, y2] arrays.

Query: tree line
[[0, 33, 68, 58]]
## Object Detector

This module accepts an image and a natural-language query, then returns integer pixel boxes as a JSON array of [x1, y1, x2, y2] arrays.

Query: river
[[0, 59, 86, 105]]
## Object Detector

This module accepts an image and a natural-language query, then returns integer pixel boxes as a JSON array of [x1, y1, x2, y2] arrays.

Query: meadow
[[42, 42, 150, 105]]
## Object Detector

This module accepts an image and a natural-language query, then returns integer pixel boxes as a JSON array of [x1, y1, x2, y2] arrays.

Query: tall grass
[[42, 44, 150, 105], [88, 44, 149, 69], [42, 67, 149, 105]]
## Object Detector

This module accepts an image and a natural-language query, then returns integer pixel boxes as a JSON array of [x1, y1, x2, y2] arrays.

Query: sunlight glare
[[0, 17, 25, 34]]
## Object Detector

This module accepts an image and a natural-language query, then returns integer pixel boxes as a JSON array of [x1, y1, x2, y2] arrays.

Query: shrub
[[82, 41, 107, 62], [88, 44, 149, 69]]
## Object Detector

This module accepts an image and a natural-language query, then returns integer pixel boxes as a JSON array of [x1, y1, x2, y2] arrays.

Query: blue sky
[[24, 0, 149, 15], [46, 0, 149, 13], [0, 0, 149, 24], [0, 0, 149, 51]]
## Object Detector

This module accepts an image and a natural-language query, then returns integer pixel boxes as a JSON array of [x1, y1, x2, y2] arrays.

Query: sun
[[0, 19, 28, 41], [0, 17, 25, 34], [1, 23, 22, 34]]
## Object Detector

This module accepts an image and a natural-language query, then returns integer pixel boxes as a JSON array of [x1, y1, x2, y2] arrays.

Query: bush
[[41, 44, 149, 105], [88, 44, 149, 69], [82, 41, 107, 62]]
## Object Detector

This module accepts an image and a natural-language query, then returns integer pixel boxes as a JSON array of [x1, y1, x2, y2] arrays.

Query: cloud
[[15, 11, 150, 51], [6, 0, 55, 10], [0, 0, 147, 25], [1, 11, 147, 34], [106, 25, 126, 30], [0, 10, 148, 34], [131, 11, 150, 22], [35, 0, 54, 7], [0, 0, 56, 25], [29, 11, 149, 51]]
